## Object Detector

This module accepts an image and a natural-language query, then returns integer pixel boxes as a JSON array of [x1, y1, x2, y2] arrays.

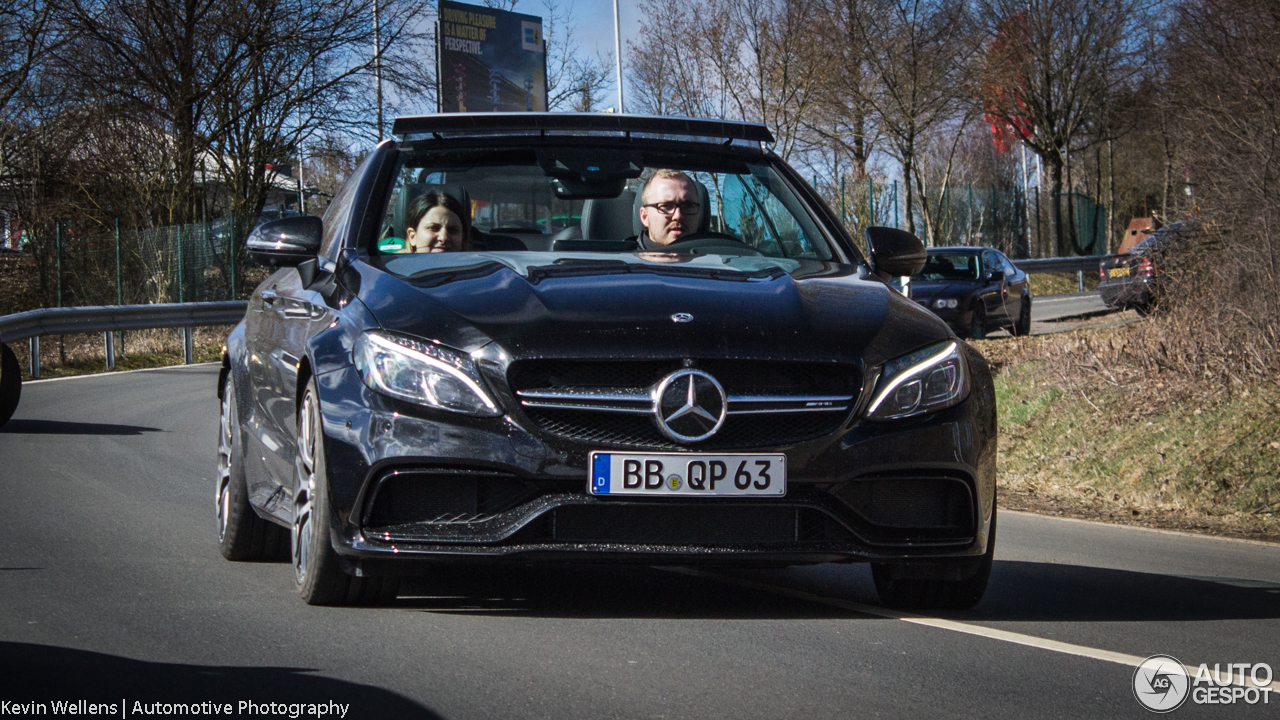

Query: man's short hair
[[641, 169, 696, 202]]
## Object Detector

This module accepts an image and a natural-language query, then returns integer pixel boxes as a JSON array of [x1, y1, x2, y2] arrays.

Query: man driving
[[637, 169, 702, 249]]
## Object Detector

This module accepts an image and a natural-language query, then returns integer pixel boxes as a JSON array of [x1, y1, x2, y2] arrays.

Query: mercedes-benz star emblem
[[671, 313, 694, 323], [651, 369, 727, 443]]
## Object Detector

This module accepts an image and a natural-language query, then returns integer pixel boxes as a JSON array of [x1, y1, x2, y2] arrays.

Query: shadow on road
[[389, 560, 1280, 623], [0, 418, 162, 435], [968, 560, 1280, 622], [395, 564, 855, 620], [0, 641, 441, 719]]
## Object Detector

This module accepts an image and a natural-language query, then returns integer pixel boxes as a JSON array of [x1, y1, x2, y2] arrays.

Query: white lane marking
[[664, 567, 1280, 692], [23, 362, 219, 384]]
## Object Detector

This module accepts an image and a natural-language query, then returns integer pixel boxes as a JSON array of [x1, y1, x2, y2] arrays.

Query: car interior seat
[[581, 190, 637, 239]]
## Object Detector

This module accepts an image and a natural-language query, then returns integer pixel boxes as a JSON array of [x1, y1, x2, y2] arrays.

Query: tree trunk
[[902, 152, 916, 236], [1050, 159, 1065, 257], [1107, 137, 1115, 252], [1065, 147, 1078, 254]]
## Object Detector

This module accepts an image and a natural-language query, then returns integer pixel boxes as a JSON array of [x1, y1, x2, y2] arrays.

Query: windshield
[[916, 253, 981, 281], [371, 148, 838, 267]]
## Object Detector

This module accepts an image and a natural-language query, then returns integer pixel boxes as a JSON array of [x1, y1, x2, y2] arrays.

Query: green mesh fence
[[22, 216, 252, 310]]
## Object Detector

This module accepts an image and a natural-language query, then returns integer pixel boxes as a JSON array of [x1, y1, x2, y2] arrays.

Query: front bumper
[[313, 360, 997, 570]]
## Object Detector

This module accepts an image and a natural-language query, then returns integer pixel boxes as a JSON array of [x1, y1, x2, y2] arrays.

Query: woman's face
[[407, 205, 463, 253]]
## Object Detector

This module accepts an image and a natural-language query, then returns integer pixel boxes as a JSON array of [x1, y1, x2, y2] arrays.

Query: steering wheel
[[662, 232, 761, 256]]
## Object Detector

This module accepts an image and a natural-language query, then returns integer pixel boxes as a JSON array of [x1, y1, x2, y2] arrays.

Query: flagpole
[[613, 0, 624, 113]]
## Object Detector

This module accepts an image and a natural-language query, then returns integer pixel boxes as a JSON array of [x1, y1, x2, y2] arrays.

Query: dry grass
[[8, 326, 234, 379], [1028, 270, 1100, 297], [976, 321, 1280, 541]]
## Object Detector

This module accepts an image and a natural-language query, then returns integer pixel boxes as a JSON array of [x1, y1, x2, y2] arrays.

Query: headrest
[[580, 190, 637, 240], [391, 183, 470, 240], [632, 178, 711, 237]]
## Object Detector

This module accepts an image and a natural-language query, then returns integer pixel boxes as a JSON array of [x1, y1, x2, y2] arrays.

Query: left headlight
[[865, 341, 969, 421], [354, 332, 502, 416], [932, 298, 958, 309]]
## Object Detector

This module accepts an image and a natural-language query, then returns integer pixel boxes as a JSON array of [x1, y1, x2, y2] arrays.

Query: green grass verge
[[996, 360, 1280, 522]]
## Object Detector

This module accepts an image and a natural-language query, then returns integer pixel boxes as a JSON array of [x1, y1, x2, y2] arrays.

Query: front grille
[[542, 504, 805, 544], [509, 359, 860, 450], [364, 467, 537, 527], [509, 359, 857, 395], [527, 407, 845, 450]]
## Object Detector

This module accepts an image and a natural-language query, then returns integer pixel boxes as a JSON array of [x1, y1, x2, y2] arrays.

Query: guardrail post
[[29, 336, 39, 378], [182, 328, 194, 365], [104, 331, 115, 370]]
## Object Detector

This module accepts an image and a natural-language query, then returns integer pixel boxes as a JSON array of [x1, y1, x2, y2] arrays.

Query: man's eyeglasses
[[643, 201, 701, 217]]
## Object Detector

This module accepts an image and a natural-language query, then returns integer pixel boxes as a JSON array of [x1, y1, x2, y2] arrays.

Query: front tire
[[967, 304, 987, 340], [292, 381, 399, 606], [216, 376, 289, 561], [1012, 298, 1032, 336], [872, 506, 996, 611]]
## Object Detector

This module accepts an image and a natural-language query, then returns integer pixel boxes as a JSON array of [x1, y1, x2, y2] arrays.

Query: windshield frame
[[356, 139, 863, 270]]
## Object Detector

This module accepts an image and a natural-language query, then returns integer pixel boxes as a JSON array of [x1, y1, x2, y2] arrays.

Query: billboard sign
[[438, 0, 548, 113]]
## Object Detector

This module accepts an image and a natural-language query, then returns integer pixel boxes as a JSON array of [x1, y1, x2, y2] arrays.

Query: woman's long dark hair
[[405, 191, 470, 250]]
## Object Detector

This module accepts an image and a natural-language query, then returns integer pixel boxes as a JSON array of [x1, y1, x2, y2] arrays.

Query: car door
[[981, 251, 1009, 326], [242, 268, 291, 509], [997, 252, 1027, 322]]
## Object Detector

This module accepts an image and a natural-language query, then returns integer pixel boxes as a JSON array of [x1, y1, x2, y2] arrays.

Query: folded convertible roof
[[391, 112, 775, 145]]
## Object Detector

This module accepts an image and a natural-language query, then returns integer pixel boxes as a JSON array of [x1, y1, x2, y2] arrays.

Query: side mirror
[[865, 226, 927, 278], [246, 216, 323, 267], [989, 270, 1005, 282]]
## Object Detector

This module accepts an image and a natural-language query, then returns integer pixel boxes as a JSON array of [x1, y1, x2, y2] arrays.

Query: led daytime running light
[[867, 341, 959, 416]]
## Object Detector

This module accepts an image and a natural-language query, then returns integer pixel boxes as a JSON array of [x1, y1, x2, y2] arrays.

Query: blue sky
[[540, 0, 640, 111]]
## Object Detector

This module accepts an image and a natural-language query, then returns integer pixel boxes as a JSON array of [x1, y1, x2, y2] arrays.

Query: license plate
[[589, 452, 786, 496], [1108, 267, 1130, 278]]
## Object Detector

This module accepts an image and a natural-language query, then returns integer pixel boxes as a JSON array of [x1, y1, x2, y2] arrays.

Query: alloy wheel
[[292, 393, 316, 586], [216, 384, 235, 542]]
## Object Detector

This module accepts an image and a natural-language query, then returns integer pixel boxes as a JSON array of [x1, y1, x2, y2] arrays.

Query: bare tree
[[848, 0, 978, 236], [629, 0, 729, 118], [0, 0, 57, 116], [808, 0, 879, 180], [977, 0, 1149, 255], [203, 0, 417, 223], [56, 0, 259, 224], [629, 0, 827, 161]]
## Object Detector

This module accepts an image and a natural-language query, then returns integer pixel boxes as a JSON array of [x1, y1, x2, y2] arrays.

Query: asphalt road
[[2, 365, 1277, 719], [1032, 291, 1110, 323]]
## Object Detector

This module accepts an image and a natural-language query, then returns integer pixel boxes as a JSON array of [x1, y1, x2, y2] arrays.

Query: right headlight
[[353, 332, 502, 417], [865, 341, 969, 421]]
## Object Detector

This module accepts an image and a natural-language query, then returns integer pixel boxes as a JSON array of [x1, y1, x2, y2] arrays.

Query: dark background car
[[909, 247, 1032, 338], [1099, 221, 1186, 314], [215, 113, 997, 612]]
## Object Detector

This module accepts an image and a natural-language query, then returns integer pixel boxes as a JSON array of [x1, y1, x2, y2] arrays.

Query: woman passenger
[[405, 191, 470, 253]]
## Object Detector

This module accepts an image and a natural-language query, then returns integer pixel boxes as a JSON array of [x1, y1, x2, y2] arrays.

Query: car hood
[[352, 252, 948, 367]]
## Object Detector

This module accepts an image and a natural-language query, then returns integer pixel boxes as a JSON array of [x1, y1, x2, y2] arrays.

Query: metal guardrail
[[0, 301, 248, 344], [1, 300, 247, 374], [0, 301, 248, 426], [1012, 255, 1107, 274]]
